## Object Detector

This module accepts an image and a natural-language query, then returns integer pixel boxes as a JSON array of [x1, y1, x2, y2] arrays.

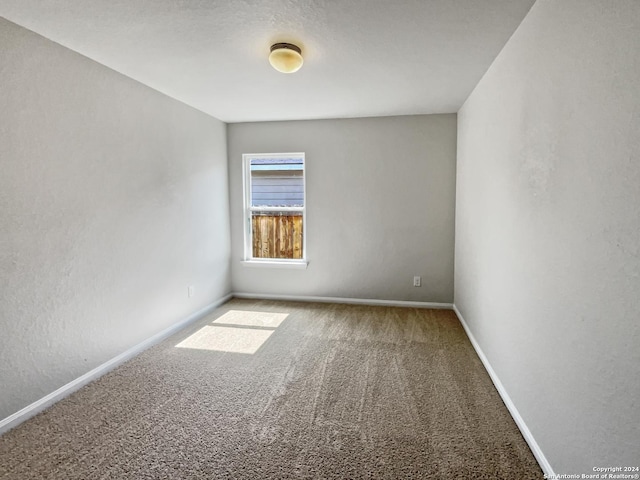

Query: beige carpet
[[0, 299, 543, 479]]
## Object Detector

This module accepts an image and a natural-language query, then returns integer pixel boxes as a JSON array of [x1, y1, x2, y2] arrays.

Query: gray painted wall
[[0, 18, 231, 420], [228, 115, 457, 303], [455, 0, 640, 474]]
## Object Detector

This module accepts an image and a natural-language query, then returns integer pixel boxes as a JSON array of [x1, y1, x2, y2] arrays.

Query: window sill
[[241, 260, 308, 270]]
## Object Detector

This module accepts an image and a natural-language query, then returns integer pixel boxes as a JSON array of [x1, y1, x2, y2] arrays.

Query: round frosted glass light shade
[[269, 45, 304, 73]]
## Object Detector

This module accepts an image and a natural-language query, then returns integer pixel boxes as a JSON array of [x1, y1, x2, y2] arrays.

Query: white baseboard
[[452, 304, 555, 477], [232, 292, 453, 309], [0, 293, 233, 436]]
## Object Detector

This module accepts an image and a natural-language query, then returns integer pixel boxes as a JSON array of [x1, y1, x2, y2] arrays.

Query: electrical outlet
[[413, 276, 421, 287], [188, 285, 194, 298]]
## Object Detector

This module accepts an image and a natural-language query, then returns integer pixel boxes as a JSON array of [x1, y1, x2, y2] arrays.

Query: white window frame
[[242, 153, 307, 268]]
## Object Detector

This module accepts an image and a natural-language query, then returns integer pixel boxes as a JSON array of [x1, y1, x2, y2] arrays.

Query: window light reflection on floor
[[175, 310, 288, 354], [212, 310, 288, 328]]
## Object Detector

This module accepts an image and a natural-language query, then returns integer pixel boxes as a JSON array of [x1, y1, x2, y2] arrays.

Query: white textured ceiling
[[0, 0, 535, 123]]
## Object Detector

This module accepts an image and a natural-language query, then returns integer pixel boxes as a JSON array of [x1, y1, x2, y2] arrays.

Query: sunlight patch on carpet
[[175, 310, 288, 354], [176, 325, 273, 354], [212, 310, 288, 328]]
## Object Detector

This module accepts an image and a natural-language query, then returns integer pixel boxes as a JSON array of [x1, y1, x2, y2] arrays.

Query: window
[[242, 153, 306, 266]]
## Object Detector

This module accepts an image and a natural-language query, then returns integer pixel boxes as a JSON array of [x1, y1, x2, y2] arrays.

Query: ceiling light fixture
[[269, 43, 304, 73]]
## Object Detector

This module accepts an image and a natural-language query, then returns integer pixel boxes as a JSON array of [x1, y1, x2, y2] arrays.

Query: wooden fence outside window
[[252, 213, 303, 259]]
